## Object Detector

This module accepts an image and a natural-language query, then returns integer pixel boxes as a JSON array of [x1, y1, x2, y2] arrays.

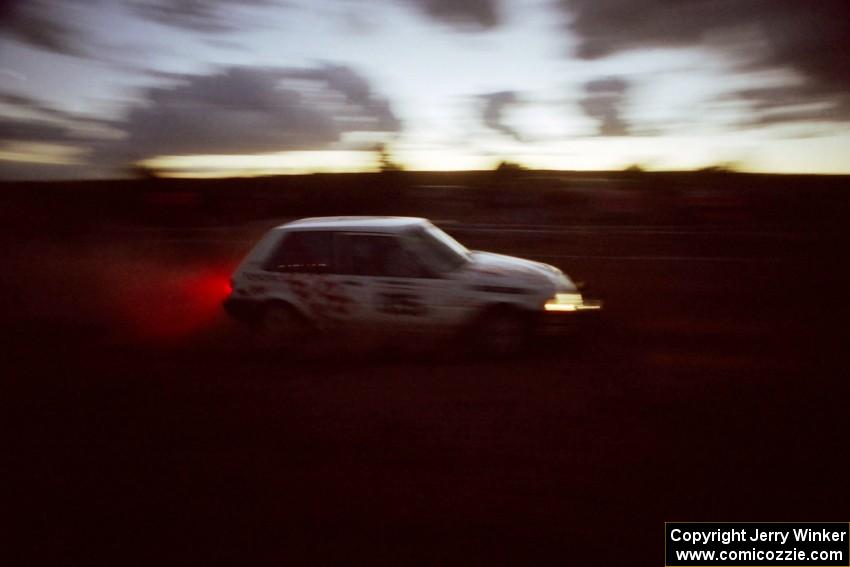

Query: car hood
[[463, 251, 577, 292]]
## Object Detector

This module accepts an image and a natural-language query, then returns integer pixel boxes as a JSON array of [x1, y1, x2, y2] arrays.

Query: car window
[[265, 230, 333, 273], [404, 226, 469, 273], [337, 234, 428, 278]]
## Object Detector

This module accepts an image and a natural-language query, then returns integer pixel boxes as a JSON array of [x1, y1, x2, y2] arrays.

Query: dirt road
[[5, 222, 847, 566]]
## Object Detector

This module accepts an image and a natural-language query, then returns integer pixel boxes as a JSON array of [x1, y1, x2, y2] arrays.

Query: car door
[[261, 230, 367, 328], [334, 232, 467, 335]]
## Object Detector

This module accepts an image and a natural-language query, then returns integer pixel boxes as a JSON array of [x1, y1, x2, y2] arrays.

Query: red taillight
[[117, 266, 236, 340]]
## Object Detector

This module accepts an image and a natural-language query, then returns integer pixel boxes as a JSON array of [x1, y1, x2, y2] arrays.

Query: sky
[[1, 0, 849, 179]]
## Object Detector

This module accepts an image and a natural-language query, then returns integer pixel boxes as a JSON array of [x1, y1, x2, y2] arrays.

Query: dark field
[[4, 175, 849, 566]]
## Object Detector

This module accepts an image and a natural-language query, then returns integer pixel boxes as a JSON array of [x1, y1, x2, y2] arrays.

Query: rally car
[[223, 217, 600, 352]]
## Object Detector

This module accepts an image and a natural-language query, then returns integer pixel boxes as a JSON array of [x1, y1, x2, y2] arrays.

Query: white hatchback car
[[223, 217, 600, 351]]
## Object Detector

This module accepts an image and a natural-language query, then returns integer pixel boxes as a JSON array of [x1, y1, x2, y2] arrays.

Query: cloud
[[129, 0, 274, 34], [560, 0, 850, 122], [0, 0, 280, 59], [0, 65, 400, 173], [0, 92, 103, 177], [0, 0, 86, 57], [720, 85, 850, 128], [0, 116, 72, 144], [479, 91, 522, 141], [132, 0, 503, 34], [579, 78, 631, 136], [407, 0, 500, 30], [0, 92, 117, 144], [1, 93, 88, 124], [103, 65, 401, 162]]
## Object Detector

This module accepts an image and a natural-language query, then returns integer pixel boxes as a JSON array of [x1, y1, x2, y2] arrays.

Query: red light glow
[[114, 264, 234, 341]]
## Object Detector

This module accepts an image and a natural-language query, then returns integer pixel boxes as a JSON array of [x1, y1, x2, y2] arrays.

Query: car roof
[[277, 216, 429, 233]]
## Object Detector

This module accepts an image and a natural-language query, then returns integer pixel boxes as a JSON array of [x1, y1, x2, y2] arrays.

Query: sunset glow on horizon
[[2, 0, 849, 179]]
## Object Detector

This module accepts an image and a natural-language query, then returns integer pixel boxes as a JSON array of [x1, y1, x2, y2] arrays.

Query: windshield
[[406, 224, 471, 273]]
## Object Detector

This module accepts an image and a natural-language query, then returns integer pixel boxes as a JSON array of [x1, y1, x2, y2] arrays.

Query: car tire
[[254, 302, 311, 350], [475, 307, 532, 356]]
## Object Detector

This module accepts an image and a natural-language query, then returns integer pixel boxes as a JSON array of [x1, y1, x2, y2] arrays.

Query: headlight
[[544, 292, 583, 312]]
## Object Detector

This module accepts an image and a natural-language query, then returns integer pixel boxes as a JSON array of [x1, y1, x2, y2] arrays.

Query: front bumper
[[539, 297, 603, 333]]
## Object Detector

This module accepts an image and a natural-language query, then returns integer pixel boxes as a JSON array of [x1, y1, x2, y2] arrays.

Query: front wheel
[[474, 308, 533, 356]]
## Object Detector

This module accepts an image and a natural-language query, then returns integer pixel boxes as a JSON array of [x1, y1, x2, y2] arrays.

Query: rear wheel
[[254, 303, 311, 350]]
